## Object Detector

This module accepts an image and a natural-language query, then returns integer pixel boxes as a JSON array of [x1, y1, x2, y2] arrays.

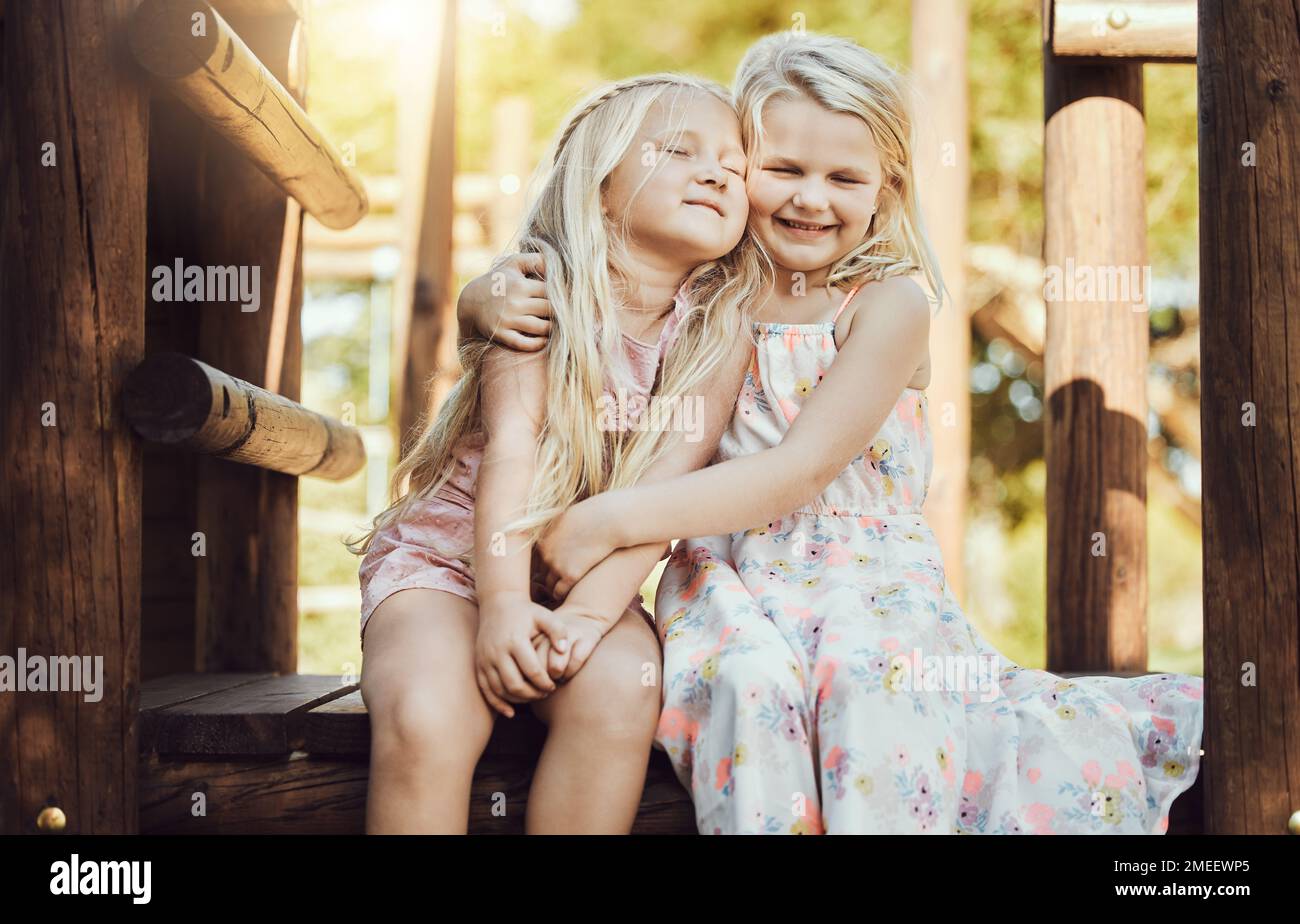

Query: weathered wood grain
[[1197, 0, 1300, 835], [125, 352, 365, 479], [0, 0, 149, 835], [129, 0, 367, 228]]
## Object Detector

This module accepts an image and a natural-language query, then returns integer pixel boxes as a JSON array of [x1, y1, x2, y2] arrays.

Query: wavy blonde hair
[[734, 31, 948, 312], [348, 73, 768, 562]]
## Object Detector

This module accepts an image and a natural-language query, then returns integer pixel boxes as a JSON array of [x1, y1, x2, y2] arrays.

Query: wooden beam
[[125, 353, 366, 480], [0, 0, 149, 834], [1198, 0, 1300, 835], [1042, 2, 1150, 673], [129, 0, 367, 229], [912, 0, 972, 606], [1051, 0, 1196, 63]]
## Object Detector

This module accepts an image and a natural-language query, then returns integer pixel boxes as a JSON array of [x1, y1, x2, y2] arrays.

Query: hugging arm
[[547, 326, 754, 633], [456, 253, 552, 350], [586, 278, 931, 549]]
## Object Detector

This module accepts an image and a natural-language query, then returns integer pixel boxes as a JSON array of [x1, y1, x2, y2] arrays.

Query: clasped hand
[[474, 590, 605, 719]]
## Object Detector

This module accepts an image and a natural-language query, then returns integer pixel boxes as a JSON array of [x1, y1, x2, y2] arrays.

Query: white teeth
[[780, 218, 830, 231]]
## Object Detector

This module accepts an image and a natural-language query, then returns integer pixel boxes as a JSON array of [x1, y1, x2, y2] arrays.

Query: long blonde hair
[[348, 74, 768, 562], [733, 31, 948, 312]]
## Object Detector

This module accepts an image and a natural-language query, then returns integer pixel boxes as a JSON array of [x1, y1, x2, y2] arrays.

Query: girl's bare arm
[[595, 277, 930, 547], [552, 328, 754, 631]]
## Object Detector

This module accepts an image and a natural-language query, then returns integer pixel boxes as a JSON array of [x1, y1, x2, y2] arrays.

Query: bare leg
[[360, 588, 495, 833], [526, 610, 661, 833]]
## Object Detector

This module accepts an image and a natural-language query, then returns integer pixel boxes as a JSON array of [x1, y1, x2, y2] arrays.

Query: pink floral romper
[[358, 294, 687, 649], [653, 285, 1204, 834]]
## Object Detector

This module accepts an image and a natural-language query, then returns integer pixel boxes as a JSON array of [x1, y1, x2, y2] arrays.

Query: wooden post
[[394, 0, 457, 458], [0, 0, 149, 834], [912, 0, 971, 605], [1198, 0, 1300, 834], [1042, 0, 1149, 672]]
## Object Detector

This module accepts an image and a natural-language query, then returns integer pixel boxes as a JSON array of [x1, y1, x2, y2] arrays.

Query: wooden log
[[1042, 3, 1149, 673], [1197, 0, 1300, 835], [1051, 0, 1196, 62], [0, 0, 149, 834], [124, 352, 366, 480], [129, 0, 367, 229], [912, 0, 971, 606]]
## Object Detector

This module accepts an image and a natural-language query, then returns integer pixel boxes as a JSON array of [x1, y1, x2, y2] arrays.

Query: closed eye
[[766, 166, 799, 175]]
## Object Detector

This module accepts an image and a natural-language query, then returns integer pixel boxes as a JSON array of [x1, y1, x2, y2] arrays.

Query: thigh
[[360, 588, 495, 750], [529, 608, 661, 728]]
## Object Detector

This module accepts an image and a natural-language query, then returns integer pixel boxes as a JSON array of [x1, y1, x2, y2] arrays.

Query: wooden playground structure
[[1, 0, 1295, 834]]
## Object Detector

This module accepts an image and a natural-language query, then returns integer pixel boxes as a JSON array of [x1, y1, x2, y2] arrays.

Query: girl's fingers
[[517, 275, 549, 299], [515, 312, 552, 335], [553, 576, 574, 600], [500, 331, 548, 352], [533, 611, 570, 653], [515, 252, 546, 279], [563, 635, 597, 682], [547, 638, 572, 679], [509, 638, 556, 694], [487, 663, 524, 706], [477, 669, 514, 718], [495, 652, 542, 701]]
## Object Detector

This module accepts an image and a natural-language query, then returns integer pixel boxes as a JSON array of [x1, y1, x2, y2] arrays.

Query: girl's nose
[[792, 183, 829, 212], [697, 164, 728, 189]]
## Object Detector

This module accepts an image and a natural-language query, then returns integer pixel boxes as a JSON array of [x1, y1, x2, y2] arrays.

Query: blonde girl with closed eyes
[[349, 73, 764, 834]]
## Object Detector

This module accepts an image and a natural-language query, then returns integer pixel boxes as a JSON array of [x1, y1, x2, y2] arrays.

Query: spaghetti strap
[[831, 284, 861, 324]]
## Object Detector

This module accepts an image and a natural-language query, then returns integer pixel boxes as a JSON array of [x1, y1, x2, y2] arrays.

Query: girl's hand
[[457, 252, 552, 351], [536, 497, 617, 600], [531, 631, 573, 682], [541, 605, 608, 682], [475, 592, 570, 718]]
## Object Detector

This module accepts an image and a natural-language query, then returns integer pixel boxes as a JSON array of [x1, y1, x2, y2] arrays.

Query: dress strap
[[832, 285, 861, 324]]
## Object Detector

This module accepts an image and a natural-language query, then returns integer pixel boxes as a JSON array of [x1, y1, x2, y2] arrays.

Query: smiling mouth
[[685, 200, 724, 217], [776, 216, 837, 234]]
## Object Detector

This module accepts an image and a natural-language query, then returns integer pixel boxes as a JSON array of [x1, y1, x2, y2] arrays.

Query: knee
[[710, 645, 802, 702], [556, 649, 661, 745], [708, 647, 808, 730], [363, 675, 489, 771]]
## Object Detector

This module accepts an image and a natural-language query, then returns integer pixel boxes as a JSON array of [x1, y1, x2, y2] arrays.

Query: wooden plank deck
[[138, 672, 1203, 835]]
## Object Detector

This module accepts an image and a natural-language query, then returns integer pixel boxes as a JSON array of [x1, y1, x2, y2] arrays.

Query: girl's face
[[603, 91, 750, 268], [745, 94, 883, 275]]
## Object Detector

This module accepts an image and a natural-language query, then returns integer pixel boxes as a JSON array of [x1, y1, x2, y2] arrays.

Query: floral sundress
[[653, 285, 1204, 834]]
